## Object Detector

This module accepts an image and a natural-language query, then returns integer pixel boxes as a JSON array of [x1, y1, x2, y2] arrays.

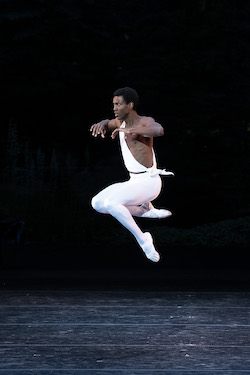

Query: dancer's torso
[[119, 121, 156, 172]]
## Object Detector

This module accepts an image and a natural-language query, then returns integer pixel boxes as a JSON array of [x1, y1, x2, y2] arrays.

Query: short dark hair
[[113, 87, 139, 110]]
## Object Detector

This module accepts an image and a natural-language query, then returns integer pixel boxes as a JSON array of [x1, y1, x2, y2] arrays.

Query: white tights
[[91, 174, 162, 246]]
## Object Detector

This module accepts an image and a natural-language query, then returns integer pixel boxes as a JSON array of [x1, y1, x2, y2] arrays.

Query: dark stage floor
[[0, 269, 250, 374]]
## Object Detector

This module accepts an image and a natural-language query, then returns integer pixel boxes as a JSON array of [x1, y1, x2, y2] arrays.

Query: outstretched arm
[[90, 118, 121, 138]]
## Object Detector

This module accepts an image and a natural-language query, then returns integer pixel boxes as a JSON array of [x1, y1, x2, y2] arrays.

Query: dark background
[[0, 0, 249, 278]]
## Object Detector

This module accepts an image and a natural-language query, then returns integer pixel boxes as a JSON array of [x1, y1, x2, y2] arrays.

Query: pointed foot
[[141, 232, 160, 262]]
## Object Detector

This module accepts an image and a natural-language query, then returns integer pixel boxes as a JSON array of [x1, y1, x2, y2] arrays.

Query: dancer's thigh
[[96, 176, 161, 206], [93, 182, 124, 203]]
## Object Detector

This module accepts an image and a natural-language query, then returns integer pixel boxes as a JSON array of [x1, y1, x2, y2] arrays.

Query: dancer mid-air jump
[[90, 87, 174, 262]]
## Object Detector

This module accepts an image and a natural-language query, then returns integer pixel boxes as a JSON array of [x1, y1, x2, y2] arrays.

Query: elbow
[[154, 122, 164, 137], [159, 127, 164, 137]]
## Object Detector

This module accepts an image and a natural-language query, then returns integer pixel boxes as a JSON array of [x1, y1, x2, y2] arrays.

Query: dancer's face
[[113, 95, 132, 121]]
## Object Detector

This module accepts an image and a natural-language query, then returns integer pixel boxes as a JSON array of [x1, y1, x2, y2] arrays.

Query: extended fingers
[[90, 124, 97, 137], [90, 123, 106, 138], [111, 128, 119, 139]]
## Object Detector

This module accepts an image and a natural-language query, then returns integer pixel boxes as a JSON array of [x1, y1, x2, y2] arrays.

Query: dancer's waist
[[129, 171, 147, 174], [129, 168, 174, 177]]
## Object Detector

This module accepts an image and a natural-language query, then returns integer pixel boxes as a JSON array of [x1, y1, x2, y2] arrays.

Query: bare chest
[[124, 134, 153, 168]]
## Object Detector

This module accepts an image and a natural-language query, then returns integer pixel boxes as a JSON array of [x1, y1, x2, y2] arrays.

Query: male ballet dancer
[[90, 87, 173, 262]]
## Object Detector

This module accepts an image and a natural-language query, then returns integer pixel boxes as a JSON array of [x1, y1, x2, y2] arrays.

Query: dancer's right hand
[[90, 121, 107, 138]]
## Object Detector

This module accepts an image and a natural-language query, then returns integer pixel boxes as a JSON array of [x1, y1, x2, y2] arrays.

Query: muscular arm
[[111, 117, 164, 139], [90, 118, 120, 138], [132, 118, 164, 137]]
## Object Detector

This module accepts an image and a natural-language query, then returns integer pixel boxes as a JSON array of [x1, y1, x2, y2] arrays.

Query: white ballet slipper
[[141, 232, 160, 262], [142, 208, 172, 219]]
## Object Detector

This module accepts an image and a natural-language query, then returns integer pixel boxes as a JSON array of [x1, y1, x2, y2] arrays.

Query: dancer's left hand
[[111, 128, 134, 139]]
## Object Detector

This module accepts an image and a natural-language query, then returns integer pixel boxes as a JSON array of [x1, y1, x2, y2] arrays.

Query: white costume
[[91, 122, 173, 262]]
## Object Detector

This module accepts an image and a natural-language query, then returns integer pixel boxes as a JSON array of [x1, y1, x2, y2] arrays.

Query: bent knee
[[91, 196, 103, 212], [102, 198, 116, 211], [91, 195, 115, 214], [91, 195, 120, 214]]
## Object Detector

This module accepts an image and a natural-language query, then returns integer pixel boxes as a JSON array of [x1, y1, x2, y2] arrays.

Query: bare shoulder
[[140, 116, 157, 125]]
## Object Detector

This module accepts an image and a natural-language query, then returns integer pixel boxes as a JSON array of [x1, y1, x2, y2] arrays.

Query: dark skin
[[90, 95, 164, 168]]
